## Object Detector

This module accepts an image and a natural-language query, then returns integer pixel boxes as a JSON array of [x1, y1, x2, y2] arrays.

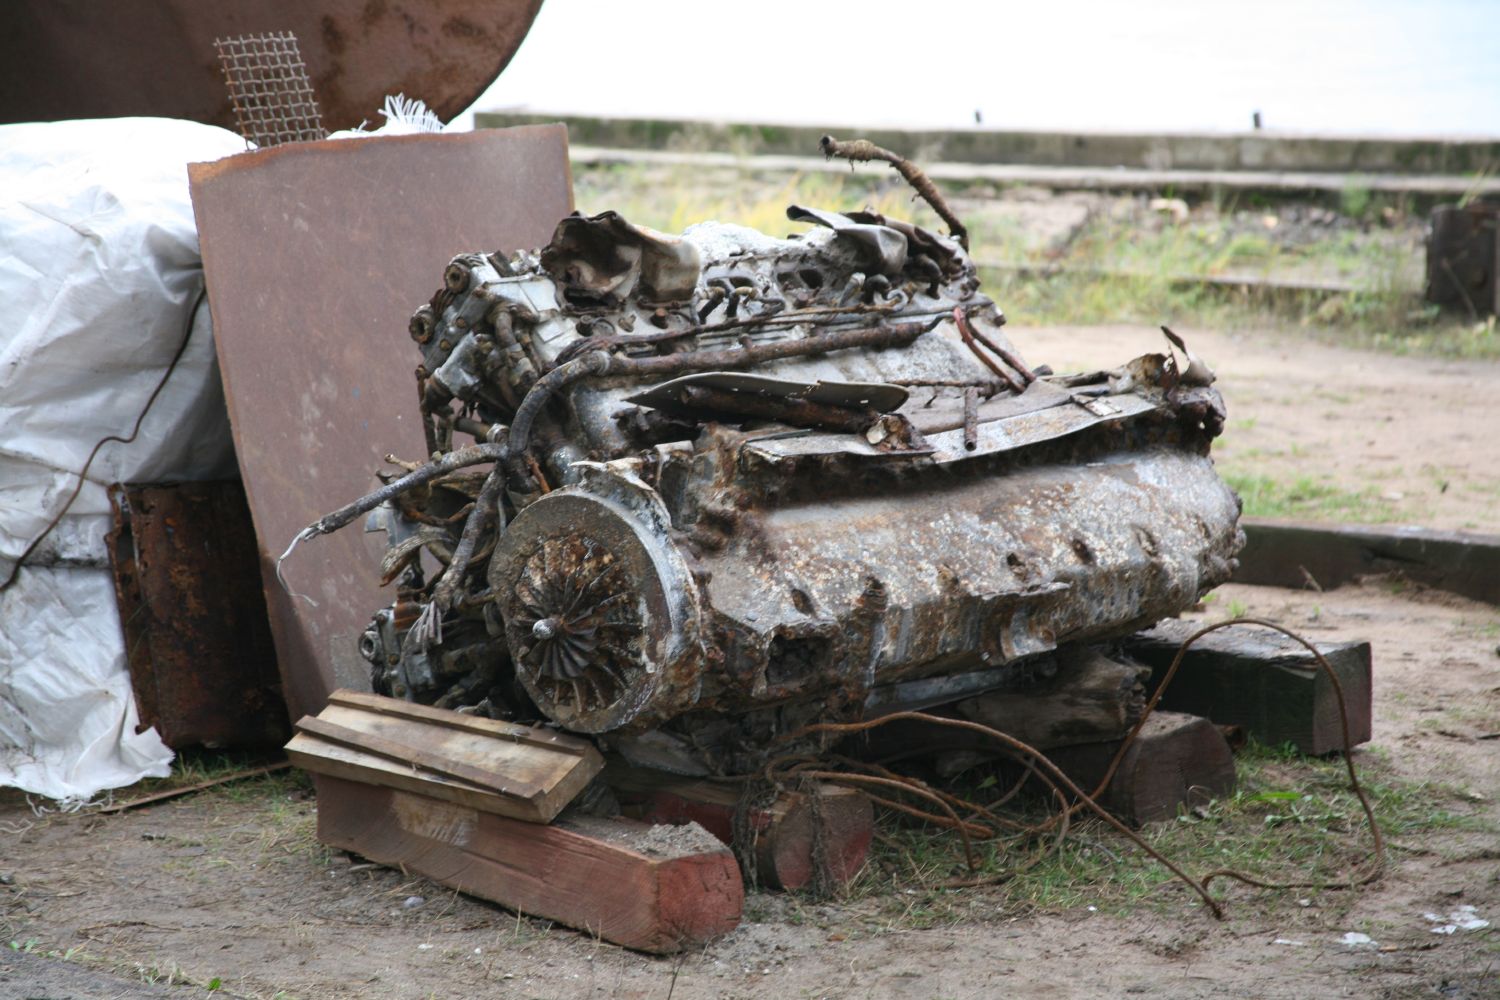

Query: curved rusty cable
[[1148, 618, 1385, 892], [777, 711, 1226, 918], [828, 754, 1035, 835], [2, 288, 206, 593], [855, 791, 994, 840], [1053, 615, 1382, 892], [951, 306, 1024, 393], [819, 135, 968, 249], [797, 770, 979, 871]]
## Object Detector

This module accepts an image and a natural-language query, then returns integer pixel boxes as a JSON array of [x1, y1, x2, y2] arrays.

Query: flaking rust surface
[[0, 0, 543, 131], [189, 127, 572, 721]]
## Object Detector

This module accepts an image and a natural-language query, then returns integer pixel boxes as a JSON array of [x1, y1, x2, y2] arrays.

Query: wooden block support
[[1235, 518, 1500, 606], [1047, 711, 1236, 826], [287, 690, 603, 823], [606, 763, 873, 890], [1122, 620, 1373, 755], [954, 648, 1149, 750], [314, 775, 743, 953]]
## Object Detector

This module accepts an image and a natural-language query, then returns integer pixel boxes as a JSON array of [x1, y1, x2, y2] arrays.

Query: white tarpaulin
[[0, 118, 246, 804]]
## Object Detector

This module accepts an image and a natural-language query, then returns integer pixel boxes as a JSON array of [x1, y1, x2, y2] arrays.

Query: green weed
[[841, 741, 1478, 927], [1222, 472, 1408, 523]]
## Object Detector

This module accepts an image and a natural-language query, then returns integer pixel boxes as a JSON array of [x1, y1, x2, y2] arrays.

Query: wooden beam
[[606, 763, 873, 890], [1122, 620, 1372, 755], [1046, 711, 1236, 826], [313, 775, 743, 953], [1235, 519, 1500, 606]]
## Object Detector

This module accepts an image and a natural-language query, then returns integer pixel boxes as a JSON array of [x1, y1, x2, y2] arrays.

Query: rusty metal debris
[[214, 32, 327, 148], [188, 125, 574, 724], [0, 0, 543, 133], [287, 151, 1244, 779], [106, 481, 289, 749], [819, 135, 970, 250]]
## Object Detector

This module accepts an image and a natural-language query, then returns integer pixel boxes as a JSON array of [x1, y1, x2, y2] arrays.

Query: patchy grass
[[833, 741, 1480, 930], [97, 748, 304, 805], [1221, 472, 1412, 523], [571, 160, 1500, 361]]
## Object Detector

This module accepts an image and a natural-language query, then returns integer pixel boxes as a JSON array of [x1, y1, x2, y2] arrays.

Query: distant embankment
[[476, 112, 1500, 178]]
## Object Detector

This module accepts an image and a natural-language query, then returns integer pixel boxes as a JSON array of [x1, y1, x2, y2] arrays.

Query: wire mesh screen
[[214, 32, 328, 148]]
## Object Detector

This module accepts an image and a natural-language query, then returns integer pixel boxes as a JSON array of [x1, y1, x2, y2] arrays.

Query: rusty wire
[[1, 289, 205, 594], [766, 618, 1384, 920], [777, 710, 1228, 918], [952, 306, 1025, 392], [1103, 617, 1386, 893], [819, 135, 969, 249]]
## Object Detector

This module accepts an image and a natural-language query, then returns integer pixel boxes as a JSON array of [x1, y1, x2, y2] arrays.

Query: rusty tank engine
[[331, 199, 1242, 774]]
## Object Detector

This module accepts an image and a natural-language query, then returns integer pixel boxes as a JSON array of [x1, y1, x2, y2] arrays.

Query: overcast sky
[[462, 0, 1499, 137]]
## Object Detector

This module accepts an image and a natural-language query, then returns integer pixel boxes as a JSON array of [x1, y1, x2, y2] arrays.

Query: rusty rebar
[[962, 386, 980, 451], [819, 135, 969, 250], [953, 307, 1036, 386], [951, 307, 1023, 393], [505, 320, 938, 486]]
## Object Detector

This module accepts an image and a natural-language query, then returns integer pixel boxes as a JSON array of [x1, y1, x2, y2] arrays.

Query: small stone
[[403, 895, 426, 909]]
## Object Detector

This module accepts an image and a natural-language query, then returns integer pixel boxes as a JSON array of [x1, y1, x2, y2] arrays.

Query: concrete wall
[[476, 113, 1500, 176]]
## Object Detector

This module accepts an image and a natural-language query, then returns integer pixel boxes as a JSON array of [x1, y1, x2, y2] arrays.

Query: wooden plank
[[313, 775, 742, 953], [1235, 518, 1500, 606], [1046, 711, 1236, 826], [607, 763, 873, 890], [294, 716, 519, 795], [1122, 620, 1372, 755], [287, 694, 602, 823], [326, 689, 595, 755]]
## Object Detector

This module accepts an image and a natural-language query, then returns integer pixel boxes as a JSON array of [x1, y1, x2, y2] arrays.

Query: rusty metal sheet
[[106, 481, 288, 749], [0, 0, 542, 132], [188, 127, 573, 722]]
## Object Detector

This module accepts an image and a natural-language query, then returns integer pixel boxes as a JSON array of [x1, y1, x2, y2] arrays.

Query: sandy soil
[[4, 328, 1498, 1000], [3, 580, 1496, 1000]]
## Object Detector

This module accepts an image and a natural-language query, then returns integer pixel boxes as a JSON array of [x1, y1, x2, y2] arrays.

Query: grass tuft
[[1222, 472, 1412, 522], [830, 741, 1480, 929]]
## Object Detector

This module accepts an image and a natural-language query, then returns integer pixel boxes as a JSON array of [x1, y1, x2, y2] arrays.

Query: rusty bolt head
[[444, 262, 471, 293], [409, 307, 435, 344]]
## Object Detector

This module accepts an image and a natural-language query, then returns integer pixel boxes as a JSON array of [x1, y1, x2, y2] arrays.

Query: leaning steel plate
[[0, 0, 542, 131], [188, 126, 572, 721]]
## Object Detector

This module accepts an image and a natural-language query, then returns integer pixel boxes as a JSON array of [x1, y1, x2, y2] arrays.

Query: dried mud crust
[[2, 580, 1496, 999]]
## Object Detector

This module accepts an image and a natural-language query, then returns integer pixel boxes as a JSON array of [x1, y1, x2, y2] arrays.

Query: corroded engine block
[[350, 203, 1242, 770]]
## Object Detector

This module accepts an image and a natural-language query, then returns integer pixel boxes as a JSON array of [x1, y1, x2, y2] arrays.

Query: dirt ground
[[1015, 323, 1500, 535], [4, 327, 1499, 1000]]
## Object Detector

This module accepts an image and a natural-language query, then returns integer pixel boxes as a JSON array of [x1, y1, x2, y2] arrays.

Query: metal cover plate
[[189, 126, 572, 721], [626, 372, 910, 412]]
